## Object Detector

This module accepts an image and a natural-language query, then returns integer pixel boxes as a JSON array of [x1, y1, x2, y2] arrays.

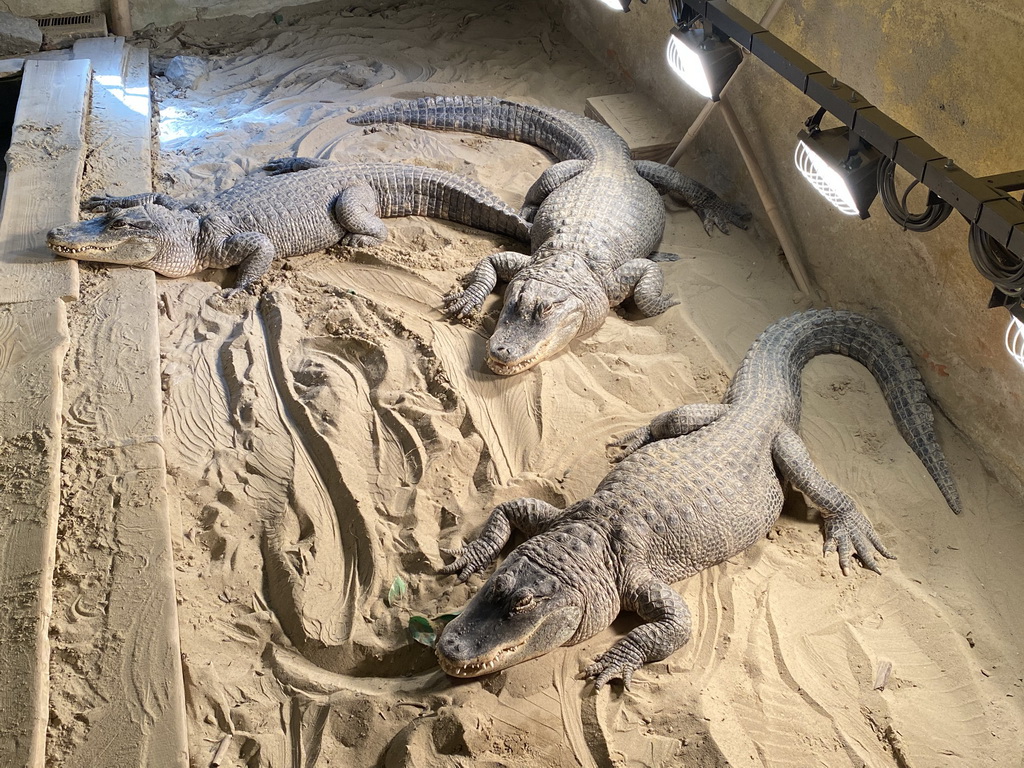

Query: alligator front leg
[[521, 159, 588, 220], [83, 192, 187, 212], [607, 258, 679, 317], [333, 183, 389, 247], [608, 403, 730, 460], [586, 565, 692, 690], [440, 498, 562, 582], [221, 231, 277, 297], [634, 160, 751, 235], [444, 250, 531, 319], [772, 426, 895, 575]]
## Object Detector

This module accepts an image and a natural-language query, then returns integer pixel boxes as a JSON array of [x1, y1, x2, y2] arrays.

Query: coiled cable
[[877, 155, 953, 232], [969, 223, 1024, 297]]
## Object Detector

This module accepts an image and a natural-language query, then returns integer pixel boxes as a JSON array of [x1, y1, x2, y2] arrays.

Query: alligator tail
[[730, 309, 962, 514], [366, 164, 531, 242], [349, 95, 626, 163]]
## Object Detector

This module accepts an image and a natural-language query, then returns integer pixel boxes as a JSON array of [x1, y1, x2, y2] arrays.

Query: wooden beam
[[0, 59, 89, 304], [0, 55, 90, 768], [0, 299, 69, 768], [109, 0, 133, 37], [44, 38, 189, 768]]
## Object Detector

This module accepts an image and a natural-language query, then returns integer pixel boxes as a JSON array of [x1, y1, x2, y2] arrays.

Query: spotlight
[[666, 25, 742, 102], [795, 111, 881, 218], [594, 0, 641, 11], [1005, 315, 1024, 367]]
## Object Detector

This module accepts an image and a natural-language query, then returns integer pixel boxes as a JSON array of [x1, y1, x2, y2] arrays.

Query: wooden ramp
[[0, 41, 189, 768]]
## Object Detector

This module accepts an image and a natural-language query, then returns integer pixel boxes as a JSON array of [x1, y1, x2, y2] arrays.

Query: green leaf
[[433, 612, 461, 629], [408, 615, 436, 647], [385, 576, 407, 607]]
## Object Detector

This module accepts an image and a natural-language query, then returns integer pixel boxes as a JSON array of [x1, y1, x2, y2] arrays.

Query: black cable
[[876, 155, 953, 232], [969, 223, 1024, 297]]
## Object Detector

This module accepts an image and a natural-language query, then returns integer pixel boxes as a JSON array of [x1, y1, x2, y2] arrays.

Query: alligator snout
[[436, 627, 468, 660]]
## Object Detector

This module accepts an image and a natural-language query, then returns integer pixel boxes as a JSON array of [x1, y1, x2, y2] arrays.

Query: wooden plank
[[0, 58, 24, 79], [0, 298, 69, 768], [584, 92, 681, 161], [74, 37, 153, 197], [44, 39, 190, 768], [0, 59, 89, 304]]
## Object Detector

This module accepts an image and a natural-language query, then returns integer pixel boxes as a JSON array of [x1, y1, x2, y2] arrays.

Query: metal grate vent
[[34, 12, 107, 49], [38, 14, 96, 27]]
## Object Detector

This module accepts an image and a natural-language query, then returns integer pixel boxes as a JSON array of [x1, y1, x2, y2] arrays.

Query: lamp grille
[[666, 33, 713, 100], [1005, 316, 1024, 367], [794, 140, 860, 216]]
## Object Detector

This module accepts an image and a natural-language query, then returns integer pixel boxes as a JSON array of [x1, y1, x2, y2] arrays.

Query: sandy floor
[[70, 0, 1024, 764]]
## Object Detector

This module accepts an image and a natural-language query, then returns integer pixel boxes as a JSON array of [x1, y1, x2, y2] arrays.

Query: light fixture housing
[[666, 26, 743, 102], [795, 126, 881, 218], [594, 0, 636, 11]]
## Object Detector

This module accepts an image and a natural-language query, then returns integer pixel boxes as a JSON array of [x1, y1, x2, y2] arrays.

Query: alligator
[[47, 158, 531, 297], [433, 309, 962, 688], [348, 96, 750, 375]]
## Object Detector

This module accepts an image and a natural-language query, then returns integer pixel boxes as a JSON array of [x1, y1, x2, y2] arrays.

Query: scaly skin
[[47, 158, 531, 296], [348, 96, 750, 375], [435, 310, 961, 689]]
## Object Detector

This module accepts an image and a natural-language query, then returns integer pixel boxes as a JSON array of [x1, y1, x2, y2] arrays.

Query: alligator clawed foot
[[585, 645, 645, 691], [822, 510, 896, 576], [217, 284, 257, 301], [699, 205, 752, 236], [341, 233, 384, 248], [443, 292, 483, 320], [439, 539, 499, 582], [606, 426, 651, 462], [82, 195, 116, 212]]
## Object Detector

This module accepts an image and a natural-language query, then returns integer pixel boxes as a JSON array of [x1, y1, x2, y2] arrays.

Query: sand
[[51, 1, 1024, 764]]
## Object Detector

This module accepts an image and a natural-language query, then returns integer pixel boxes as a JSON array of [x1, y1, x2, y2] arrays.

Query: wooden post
[[109, 0, 132, 36]]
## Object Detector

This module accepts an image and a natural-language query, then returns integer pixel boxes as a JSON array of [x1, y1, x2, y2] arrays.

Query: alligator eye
[[534, 302, 551, 320], [512, 593, 534, 612], [108, 219, 130, 229]]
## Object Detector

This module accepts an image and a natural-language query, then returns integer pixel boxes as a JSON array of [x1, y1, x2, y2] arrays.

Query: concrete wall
[[554, 0, 1024, 497], [14, 0, 355, 31]]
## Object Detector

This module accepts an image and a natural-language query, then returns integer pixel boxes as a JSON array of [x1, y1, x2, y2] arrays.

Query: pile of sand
[[68, 0, 1022, 764]]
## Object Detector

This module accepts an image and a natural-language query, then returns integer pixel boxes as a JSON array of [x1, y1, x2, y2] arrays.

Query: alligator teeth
[[439, 640, 526, 677], [487, 351, 542, 376], [50, 242, 118, 255]]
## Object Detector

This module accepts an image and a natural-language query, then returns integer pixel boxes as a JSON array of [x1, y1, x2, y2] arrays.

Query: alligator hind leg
[[83, 192, 186, 211], [264, 157, 333, 175], [608, 258, 679, 317], [634, 160, 751, 235], [608, 403, 730, 461], [440, 498, 562, 582], [772, 426, 895, 575], [586, 566, 692, 690], [334, 184, 389, 247], [444, 250, 531, 318], [520, 159, 588, 220], [222, 231, 277, 296]]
